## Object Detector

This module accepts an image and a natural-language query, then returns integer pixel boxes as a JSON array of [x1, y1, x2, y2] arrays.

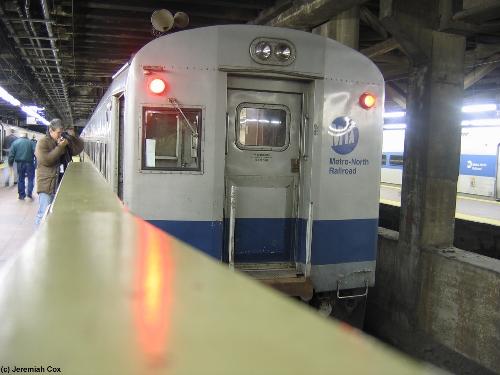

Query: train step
[[239, 267, 314, 301]]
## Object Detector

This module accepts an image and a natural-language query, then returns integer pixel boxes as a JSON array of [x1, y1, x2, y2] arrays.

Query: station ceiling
[[0, 0, 499, 132]]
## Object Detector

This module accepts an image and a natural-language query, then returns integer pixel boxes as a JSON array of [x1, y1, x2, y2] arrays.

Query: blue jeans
[[17, 162, 35, 199], [36, 193, 54, 229]]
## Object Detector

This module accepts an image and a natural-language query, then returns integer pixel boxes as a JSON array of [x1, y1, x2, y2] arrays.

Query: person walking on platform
[[8, 132, 35, 201], [3, 129, 18, 186], [31, 134, 38, 169], [35, 119, 84, 229]]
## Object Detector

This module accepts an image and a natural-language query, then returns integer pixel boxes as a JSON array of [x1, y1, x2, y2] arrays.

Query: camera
[[61, 131, 73, 142]]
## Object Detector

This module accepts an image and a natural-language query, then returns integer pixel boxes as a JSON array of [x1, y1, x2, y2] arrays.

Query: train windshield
[[236, 104, 289, 150], [142, 107, 201, 171]]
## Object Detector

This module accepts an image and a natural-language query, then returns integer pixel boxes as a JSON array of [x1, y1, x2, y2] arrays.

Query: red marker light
[[150, 78, 166, 94], [359, 93, 376, 109]]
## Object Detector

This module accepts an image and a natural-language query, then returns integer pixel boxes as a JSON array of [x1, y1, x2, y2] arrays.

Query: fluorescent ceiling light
[[462, 104, 497, 113], [21, 105, 49, 125], [383, 123, 406, 129], [461, 118, 500, 126], [0, 85, 49, 124], [0, 86, 21, 106], [384, 111, 406, 118]]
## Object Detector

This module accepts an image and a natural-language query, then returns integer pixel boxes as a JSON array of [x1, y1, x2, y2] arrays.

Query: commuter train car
[[81, 25, 384, 324], [0, 123, 44, 164], [382, 124, 500, 199]]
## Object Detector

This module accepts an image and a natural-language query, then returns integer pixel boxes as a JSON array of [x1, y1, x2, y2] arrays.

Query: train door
[[496, 143, 500, 200], [117, 95, 125, 200], [0, 125, 4, 163], [225, 77, 304, 271]]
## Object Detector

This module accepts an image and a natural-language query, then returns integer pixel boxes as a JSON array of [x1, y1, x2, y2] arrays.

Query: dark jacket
[[8, 137, 35, 165], [2, 134, 17, 156], [35, 133, 84, 196]]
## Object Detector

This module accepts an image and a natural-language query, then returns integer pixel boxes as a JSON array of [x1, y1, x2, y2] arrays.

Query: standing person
[[35, 119, 84, 228], [2, 129, 18, 186], [31, 134, 38, 169], [8, 132, 36, 200], [58, 124, 77, 185]]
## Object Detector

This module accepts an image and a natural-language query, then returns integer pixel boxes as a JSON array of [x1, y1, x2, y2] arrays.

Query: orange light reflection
[[134, 219, 173, 359]]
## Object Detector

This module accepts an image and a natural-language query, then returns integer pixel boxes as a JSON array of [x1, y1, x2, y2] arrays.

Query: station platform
[[380, 184, 500, 226], [0, 163, 37, 270]]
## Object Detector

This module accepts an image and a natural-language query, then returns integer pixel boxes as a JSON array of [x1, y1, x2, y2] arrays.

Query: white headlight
[[250, 38, 296, 66], [255, 42, 272, 60], [275, 44, 292, 61]]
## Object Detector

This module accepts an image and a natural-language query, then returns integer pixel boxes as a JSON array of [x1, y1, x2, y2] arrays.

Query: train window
[[389, 155, 404, 166], [382, 154, 387, 165], [236, 104, 289, 150], [142, 107, 201, 171]]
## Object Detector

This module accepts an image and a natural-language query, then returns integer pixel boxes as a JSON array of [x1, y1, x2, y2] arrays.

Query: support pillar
[[312, 7, 360, 50], [396, 31, 465, 329]]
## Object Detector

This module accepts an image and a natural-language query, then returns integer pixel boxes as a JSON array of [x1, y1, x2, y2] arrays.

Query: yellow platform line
[[380, 198, 399, 206], [455, 213, 500, 226]]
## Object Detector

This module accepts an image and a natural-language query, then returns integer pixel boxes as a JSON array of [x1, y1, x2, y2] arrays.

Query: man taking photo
[[35, 118, 84, 228]]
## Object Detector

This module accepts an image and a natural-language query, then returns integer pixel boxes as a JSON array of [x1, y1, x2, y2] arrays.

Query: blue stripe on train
[[148, 217, 378, 266], [147, 220, 223, 260], [297, 218, 378, 265], [224, 218, 294, 263], [382, 152, 497, 178], [459, 154, 496, 177]]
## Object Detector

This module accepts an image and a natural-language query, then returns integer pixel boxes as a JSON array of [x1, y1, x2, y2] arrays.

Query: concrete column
[[312, 7, 359, 50], [396, 31, 465, 327]]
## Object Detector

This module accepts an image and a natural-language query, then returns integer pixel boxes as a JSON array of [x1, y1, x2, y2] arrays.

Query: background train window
[[142, 108, 201, 171], [389, 155, 404, 166], [382, 154, 387, 165], [236, 105, 289, 150]]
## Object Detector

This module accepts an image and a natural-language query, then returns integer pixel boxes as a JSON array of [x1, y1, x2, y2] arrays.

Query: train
[[0, 123, 45, 164], [382, 114, 500, 199], [81, 24, 385, 325]]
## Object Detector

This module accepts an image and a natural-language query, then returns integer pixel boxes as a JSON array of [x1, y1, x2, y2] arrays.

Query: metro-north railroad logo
[[329, 116, 359, 155]]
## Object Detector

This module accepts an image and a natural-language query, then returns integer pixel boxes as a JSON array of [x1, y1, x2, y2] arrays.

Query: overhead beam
[[8, 35, 58, 40], [248, 0, 294, 25], [360, 37, 399, 58], [0, 17, 54, 23], [385, 82, 407, 109], [359, 6, 388, 39], [378, 0, 429, 64], [257, 0, 369, 30], [464, 53, 500, 89], [371, 54, 408, 65], [453, 0, 500, 23]]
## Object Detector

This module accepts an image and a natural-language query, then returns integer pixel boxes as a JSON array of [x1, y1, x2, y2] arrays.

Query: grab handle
[[336, 279, 369, 299], [228, 184, 236, 270], [301, 115, 309, 160]]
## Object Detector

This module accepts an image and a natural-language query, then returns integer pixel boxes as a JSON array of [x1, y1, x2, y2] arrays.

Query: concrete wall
[[371, 228, 500, 374]]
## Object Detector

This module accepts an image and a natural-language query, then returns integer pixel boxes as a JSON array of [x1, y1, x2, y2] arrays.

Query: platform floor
[[380, 184, 500, 226], [0, 166, 38, 270]]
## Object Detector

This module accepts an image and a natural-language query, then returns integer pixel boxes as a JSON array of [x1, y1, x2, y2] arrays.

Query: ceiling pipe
[[23, 0, 62, 106], [40, 0, 73, 124], [0, 2, 51, 118]]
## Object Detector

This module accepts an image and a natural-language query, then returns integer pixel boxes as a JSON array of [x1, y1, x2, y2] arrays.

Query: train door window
[[389, 154, 403, 166], [236, 104, 289, 151], [142, 107, 201, 171]]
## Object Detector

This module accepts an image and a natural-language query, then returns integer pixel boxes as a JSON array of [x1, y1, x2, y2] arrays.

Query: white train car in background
[[382, 124, 500, 199], [81, 24, 384, 324], [0, 123, 44, 164]]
